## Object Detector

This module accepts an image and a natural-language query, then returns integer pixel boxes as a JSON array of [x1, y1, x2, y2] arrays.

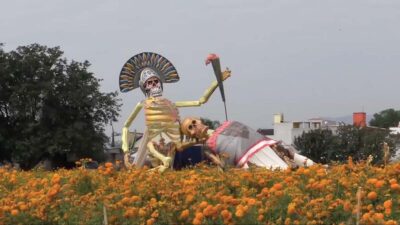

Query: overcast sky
[[2, 0, 400, 137]]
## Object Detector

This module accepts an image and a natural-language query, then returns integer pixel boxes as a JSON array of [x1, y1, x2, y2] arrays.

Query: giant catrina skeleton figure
[[119, 52, 230, 172]]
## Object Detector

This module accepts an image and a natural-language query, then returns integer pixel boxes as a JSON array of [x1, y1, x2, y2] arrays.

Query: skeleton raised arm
[[174, 69, 231, 108]]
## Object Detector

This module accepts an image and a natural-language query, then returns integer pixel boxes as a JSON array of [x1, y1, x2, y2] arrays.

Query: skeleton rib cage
[[144, 97, 181, 142]]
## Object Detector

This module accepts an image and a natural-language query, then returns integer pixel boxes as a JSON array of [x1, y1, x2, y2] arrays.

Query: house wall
[[268, 121, 338, 146], [390, 127, 400, 135]]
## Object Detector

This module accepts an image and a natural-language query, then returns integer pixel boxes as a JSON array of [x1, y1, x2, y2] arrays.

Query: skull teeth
[[149, 86, 162, 97]]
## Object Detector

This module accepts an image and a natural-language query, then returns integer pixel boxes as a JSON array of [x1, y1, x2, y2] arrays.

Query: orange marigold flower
[[198, 201, 208, 209], [367, 178, 378, 185], [124, 208, 138, 218], [287, 203, 296, 215], [373, 212, 384, 220], [247, 198, 256, 206], [151, 210, 159, 218], [104, 167, 113, 174], [47, 186, 60, 198], [139, 208, 147, 217], [105, 162, 113, 168], [390, 183, 400, 191], [18, 204, 28, 211], [375, 180, 385, 188], [284, 177, 294, 183], [274, 190, 284, 197], [316, 168, 326, 176], [235, 208, 244, 218], [51, 174, 61, 185], [343, 201, 352, 212], [221, 209, 232, 220], [348, 156, 354, 168], [367, 191, 377, 201], [361, 213, 370, 221], [146, 218, 155, 225], [180, 209, 190, 219], [195, 212, 204, 220], [385, 220, 398, 225], [203, 205, 214, 217], [120, 197, 130, 205], [272, 183, 283, 191], [192, 218, 202, 225], [261, 187, 269, 196], [384, 199, 392, 209], [10, 209, 19, 216], [131, 195, 141, 202], [185, 194, 194, 203]]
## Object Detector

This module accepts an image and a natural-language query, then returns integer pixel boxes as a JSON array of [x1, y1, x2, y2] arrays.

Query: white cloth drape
[[247, 146, 289, 170]]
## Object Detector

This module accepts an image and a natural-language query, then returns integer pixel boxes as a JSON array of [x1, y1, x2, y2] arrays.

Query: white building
[[267, 113, 339, 146], [389, 122, 400, 135]]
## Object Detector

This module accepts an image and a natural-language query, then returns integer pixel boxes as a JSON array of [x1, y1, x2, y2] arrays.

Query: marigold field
[[1, 161, 400, 225]]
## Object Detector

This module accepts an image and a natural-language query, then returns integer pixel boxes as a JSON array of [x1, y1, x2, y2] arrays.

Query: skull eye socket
[[188, 125, 193, 130], [145, 79, 159, 88], [192, 120, 197, 125]]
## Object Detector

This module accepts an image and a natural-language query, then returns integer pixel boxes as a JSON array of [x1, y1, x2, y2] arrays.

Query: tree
[[369, 108, 400, 128], [0, 44, 121, 169], [335, 125, 395, 164], [200, 118, 221, 130], [294, 125, 396, 164], [294, 129, 339, 164]]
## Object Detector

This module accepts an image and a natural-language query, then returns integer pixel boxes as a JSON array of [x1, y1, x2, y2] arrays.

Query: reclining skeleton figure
[[179, 117, 315, 170]]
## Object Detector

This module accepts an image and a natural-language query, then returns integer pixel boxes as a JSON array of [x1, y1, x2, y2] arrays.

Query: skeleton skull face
[[181, 117, 209, 139], [140, 68, 163, 97], [144, 77, 163, 97]]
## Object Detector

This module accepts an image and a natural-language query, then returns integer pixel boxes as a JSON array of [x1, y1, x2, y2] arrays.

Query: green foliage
[[0, 44, 121, 169], [74, 174, 98, 195], [369, 108, 400, 128], [336, 125, 395, 164], [294, 125, 396, 164], [293, 129, 339, 164], [200, 118, 221, 130], [6, 213, 55, 225]]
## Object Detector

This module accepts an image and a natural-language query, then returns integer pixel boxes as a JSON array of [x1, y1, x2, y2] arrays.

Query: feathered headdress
[[119, 52, 179, 93]]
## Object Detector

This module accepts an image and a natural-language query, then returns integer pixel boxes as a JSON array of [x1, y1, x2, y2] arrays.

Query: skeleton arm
[[122, 102, 144, 153], [203, 149, 225, 169], [174, 140, 198, 152], [174, 69, 231, 107]]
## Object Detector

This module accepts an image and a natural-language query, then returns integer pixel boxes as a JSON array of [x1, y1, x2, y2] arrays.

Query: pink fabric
[[206, 121, 232, 153]]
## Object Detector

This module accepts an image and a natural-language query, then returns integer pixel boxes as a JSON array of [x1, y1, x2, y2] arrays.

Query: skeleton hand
[[205, 53, 230, 81], [222, 68, 231, 81]]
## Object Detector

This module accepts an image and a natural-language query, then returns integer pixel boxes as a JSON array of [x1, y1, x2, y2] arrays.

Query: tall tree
[[0, 44, 121, 169], [294, 129, 339, 164], [369, 108, 400, 128], [335, 125, 395, 164], [294, 125, 396, 164]]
